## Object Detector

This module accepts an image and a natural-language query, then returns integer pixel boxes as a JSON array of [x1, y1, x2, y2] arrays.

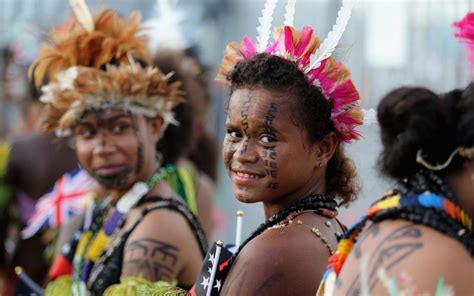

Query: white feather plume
[[284, 0, 297, 27], [256, 0, 278, 52], [69, 0, 94, 32], [141, 0, 188, 54], [304, 0, 355, 73]]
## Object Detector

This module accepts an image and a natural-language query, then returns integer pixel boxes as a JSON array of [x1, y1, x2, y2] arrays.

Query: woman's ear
[[313, 132, 338, 168], [149, 116, 165, 143]]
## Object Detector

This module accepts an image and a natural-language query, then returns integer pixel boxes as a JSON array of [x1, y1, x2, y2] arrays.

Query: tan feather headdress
[[29, 1, 183, 136]]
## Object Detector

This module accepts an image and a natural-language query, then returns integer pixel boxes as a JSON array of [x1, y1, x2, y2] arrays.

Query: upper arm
[[121, 208, 202, 283], [335, 220, 474, 295]]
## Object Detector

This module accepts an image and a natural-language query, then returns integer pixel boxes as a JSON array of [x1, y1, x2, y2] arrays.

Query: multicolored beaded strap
[[324, 191, 473, 280]]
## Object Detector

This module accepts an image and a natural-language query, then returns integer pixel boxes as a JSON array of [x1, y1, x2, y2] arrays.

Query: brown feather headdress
[[29, 7, 182, 136]]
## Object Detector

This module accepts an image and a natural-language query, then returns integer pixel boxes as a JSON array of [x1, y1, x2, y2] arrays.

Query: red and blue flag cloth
[[21, 167, 93, 239], [189, 242, 234, 296]]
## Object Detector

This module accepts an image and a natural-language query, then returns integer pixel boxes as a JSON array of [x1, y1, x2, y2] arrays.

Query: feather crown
[[29, 1, 183, 136], [217, 0, 363, 143]]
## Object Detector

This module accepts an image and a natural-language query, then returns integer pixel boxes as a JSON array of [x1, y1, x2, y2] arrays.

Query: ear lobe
[[313, 132, 338, 167], [150, 116, 165, 142]]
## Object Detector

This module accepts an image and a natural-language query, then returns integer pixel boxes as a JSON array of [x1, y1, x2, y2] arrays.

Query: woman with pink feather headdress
[[184, 0, 364, 295]]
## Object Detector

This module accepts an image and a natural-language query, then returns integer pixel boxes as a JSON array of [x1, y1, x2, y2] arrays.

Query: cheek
[[222, 138, 236, 165], [75, 139, 93, 168]]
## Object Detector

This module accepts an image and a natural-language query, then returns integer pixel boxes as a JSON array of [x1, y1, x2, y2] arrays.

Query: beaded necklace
[[71, 165, 177, 294], [323, 171, 474, 287], [224, 194, 338, 276], [269, 209, 342, 255]]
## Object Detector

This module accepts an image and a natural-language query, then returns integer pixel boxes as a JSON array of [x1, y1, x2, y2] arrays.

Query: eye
[[226, 128, 242, 139], [259, 135, 276, 143], [111, 122, 131, 134], [75, 126, 96, 139]]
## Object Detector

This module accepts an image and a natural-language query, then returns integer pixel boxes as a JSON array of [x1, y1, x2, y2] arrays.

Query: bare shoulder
[[335, 219, 473, 296], [121, 204, 201, 283], [222, 223, 331, 295]]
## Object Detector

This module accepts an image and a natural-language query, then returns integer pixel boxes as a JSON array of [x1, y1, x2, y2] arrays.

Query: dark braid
[[228, 194, 338, 267]]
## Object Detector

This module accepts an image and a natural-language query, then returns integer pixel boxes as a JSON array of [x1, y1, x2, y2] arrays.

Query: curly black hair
[[227, 53, 359, 205], [377, 83, 474, 179]]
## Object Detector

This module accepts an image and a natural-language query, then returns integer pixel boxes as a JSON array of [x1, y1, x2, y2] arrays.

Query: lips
[[94, 165, 127, 176], [230, 168, 265, 185]]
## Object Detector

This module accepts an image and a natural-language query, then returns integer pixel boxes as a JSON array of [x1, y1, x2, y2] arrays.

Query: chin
[[233, 188, 262, 204]]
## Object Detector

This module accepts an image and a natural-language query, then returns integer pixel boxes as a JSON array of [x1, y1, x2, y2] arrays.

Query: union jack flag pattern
[[21, 168, 93, 239]]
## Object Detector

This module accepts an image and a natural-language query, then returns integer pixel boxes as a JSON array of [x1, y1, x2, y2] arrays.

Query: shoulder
[[336, 219, 473, 295], [122, 200, 203, 282], [127, 201, 197, 244], [222, 223, 330, 295]]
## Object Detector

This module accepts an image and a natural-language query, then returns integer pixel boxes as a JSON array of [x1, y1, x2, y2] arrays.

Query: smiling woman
[[27, 3, 207, 295], [189, 0, 363, 294]]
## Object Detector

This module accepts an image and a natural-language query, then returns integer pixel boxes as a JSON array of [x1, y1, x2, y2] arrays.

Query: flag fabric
[[189, 242, 234, 296], [21, 168, 93, 239]]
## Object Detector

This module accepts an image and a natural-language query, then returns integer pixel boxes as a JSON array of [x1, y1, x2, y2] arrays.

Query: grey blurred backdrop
[[1, 0, 473, 244]]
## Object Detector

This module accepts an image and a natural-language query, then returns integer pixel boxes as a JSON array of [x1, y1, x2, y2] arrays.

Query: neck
[[262, 170, 327, 219], [110, 161, 160, 203]]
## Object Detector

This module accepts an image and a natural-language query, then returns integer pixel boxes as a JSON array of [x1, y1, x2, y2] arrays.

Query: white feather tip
[[304, 0, 355, 73], [256, 0, 278, 52], [284, 0, 297, 27], [69, 0, 94, 32]]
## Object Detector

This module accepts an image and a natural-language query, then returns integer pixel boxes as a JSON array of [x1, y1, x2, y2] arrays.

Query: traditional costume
[[190, 0, 362, 295], [28, 0, 207, 294]]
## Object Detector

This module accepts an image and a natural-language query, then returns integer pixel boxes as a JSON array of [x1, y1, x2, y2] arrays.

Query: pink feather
[[294, 26, 315, 62], [454, 12, 474, 70], [283, 26, 295, 56], [242, 36, 257, 58]]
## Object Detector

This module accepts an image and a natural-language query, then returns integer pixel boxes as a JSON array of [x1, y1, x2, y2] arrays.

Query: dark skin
[[221, 87, 342, 294], [72, 108, 203, 286], [335, 161, 474, 295], [334, 220, 473, 295]]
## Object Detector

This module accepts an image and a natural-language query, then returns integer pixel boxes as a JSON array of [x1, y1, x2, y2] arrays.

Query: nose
[[92, 131, 116, 157], [235, 138, 259, 163]]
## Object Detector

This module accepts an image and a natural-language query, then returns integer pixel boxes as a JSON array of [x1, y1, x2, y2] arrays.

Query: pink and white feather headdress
[[218, 0, 363, 143]]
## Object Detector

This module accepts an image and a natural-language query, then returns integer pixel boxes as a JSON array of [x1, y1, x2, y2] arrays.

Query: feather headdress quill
[[217, 0, 362, 143], [29, 1, 183, 136]]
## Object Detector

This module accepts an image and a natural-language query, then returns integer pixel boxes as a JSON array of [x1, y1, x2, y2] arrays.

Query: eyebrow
[[78, 114, 131, 125], [257, 123, 279, 135]]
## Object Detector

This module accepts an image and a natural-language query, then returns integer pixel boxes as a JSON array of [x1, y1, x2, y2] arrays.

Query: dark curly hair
[[227, 53, 359, 205], [377, 84, 474, 179]]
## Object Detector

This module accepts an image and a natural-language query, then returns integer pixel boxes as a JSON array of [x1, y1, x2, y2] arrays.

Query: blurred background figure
[[0, 45, 79, 294], [142, 0, 218, 240]]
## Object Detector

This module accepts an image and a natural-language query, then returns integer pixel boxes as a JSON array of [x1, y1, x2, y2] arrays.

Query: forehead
[[227, 88, 293, 121], [79, 108, 133, 123]]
